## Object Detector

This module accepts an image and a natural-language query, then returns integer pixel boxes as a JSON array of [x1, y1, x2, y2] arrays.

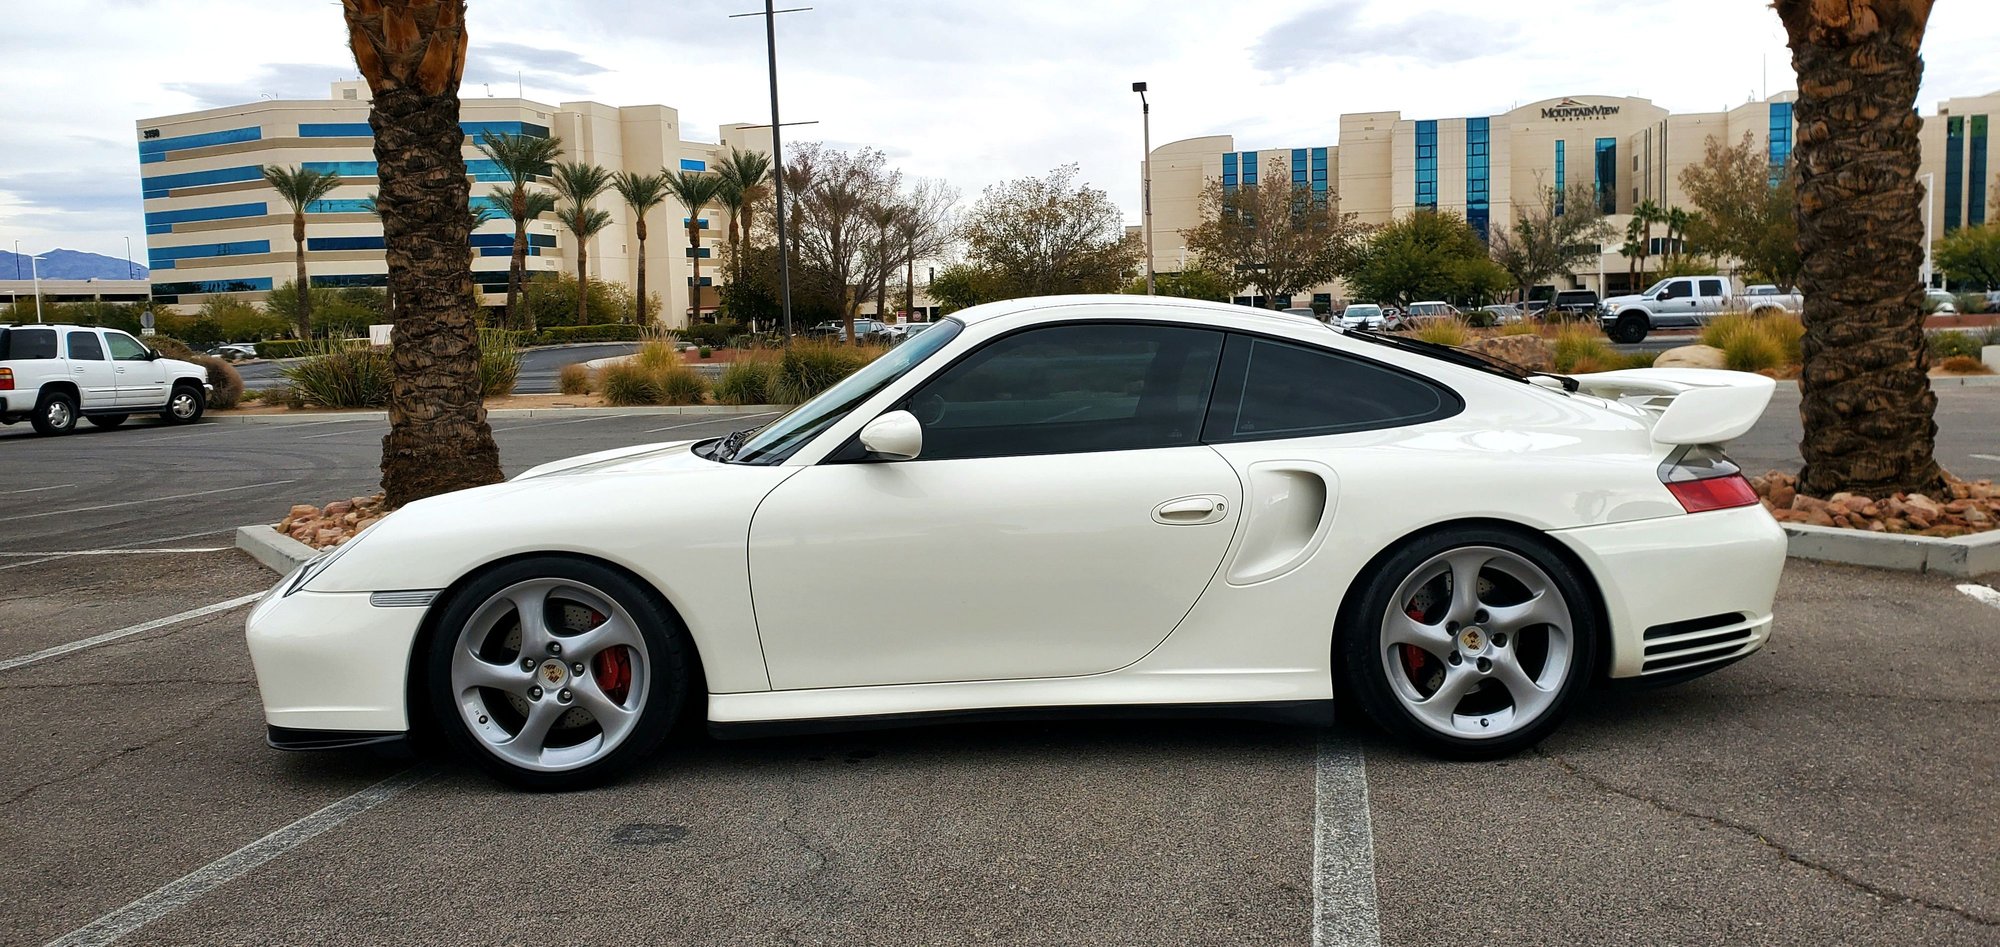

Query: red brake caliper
[[1400, 604, 1431, 681], [587, 611, 632, 703]]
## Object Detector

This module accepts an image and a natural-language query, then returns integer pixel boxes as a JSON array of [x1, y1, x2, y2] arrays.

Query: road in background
[[234, 342, 640, 394]]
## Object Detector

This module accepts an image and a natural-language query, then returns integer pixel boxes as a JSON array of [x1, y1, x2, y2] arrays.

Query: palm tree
[[866, 200, 904, 324], [549, 161, 615, 327], [1776, 0, 1944, 496], [260, 165, 342, 339], [339, 0, 502, 507], [610, 171, 671, 323], [663, 169, 727, 323], [1628, 199, 1664, 285], [488, 183, 555, 326], [475, 131, 564, 328], [1663, 207, 1693, 266], [716, 148, 773, 285]]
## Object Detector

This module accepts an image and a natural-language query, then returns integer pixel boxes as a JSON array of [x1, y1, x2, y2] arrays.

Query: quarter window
[[0, 328, 58, 360], [1204, 336, 1459, 442], [66, 331, 105, 360], [1698, 278, 1725, 297], [902, 323, 1223, 461], [105, 331, 152, 361]]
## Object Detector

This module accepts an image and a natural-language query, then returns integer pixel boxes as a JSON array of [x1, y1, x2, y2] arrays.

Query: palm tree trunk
[[508, 191, 527, 331], [906, 256, 915, 320], [635, 217, 649, 325], [1778, 0, 1943, 496], [367, 57, 501, 506], [687, 222, 703, 324], [293, 215, 310, 339], [574, 233, 588, 327]]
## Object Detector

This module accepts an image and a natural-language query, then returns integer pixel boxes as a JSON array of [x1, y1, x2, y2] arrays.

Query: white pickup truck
[[1600, 277, 1803, 342], [0, 323, 212, 435]]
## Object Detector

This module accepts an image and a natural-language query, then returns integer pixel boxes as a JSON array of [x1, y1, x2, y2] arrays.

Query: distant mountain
[[0, 248, 148, 281]]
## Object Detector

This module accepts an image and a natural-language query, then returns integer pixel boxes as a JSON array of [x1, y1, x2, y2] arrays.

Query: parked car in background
[[1388, 301, 1461, 331], [879, 323, 939, 344], [1339, 304, 1386, 330], [1738, 285, 1804, 316], [207, 342, 258, 361], [1600, 276, 1734, 342], [1282, 306, 1324, 322], [1924, 289, 1959, 315], [1548, 290, 1601, 320], [0, 324, 213, 435], [1472, 304, 1524, 326], [806, 319, 889, 342]]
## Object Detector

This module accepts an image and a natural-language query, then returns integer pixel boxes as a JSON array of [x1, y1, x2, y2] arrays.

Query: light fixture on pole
[[30, 250, 44, 323], [1918, 171, 1935, 288], [731, 2, 812, 345], [1133, 81, 1155, 295]]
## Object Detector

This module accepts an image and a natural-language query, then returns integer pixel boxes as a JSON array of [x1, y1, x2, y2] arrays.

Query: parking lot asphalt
[[2, 405, 1998, 945]]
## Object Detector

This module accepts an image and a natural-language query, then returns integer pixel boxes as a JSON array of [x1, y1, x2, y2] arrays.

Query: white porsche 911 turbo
[[246, 295, 1786, 789]]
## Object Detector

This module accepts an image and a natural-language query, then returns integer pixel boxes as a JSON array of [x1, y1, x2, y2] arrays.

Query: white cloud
[[2, 0, 1997, 260]]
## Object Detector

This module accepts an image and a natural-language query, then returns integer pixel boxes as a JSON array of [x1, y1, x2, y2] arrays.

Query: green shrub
[[772, 340, 874, 404], [557, 362, 592, 395], [698, 346, 713, 359], [478, 329, 521, 398], [1954, 293, 1990, 315], [200, 296, 289, 341], [1702, 312, 1802, 369], [258, 339, 313, 359], [1618, 351, 1659, 370], [1552, 325, 1620, 373], [1411, 318, 1473, 348], [188, 354, 245, 409], [652, 362, 708, 405], [1928, 330, 1986, 360], [146, 337, 198, 360], [520, 272, 634, 328], [598, 361, 656, 406], [525, 323, 645, 346], [1937, 354, 1993, 374], [680, 322, 740, 347], [713, 358, 776, 405], [280, 342, 392, 407]]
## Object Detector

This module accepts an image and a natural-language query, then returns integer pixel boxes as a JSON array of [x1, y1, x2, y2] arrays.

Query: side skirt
[[706, 699, 1336, 741]]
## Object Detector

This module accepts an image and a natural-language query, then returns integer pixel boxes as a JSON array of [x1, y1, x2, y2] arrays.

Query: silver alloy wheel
[[46, 400, 72, 428], [169, 391, 199, 419], [1378, 545, 1574, 740], [449, 577, 651, 772]]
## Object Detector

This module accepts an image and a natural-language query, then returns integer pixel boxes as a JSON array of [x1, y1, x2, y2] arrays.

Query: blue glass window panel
[[144, 202, 268, 228], [1415, 120, 1438, 208], [1222, 152, 1238, 189], [685, 247, 713, 258], [681, 218, 710, 228], [1945, 116, 1964, 233], [1241, 151, 1258, 185], [138, 126, 261, 159], [1594, 138, 1618, 215], [1466, 118, 1491, 240], [1292, 148, 1308, 185], [303, 160, 380, 177], [141, 165, 264, 198], [679, 158, 708, 172], [298, 123, 374, 138], [147, 240, 270, 268], [468, 233, 555, 248], [1971, 116, 1989, 228], [1310, 147, 1328, 170], [307, 236, 386, 251], [306, 198, 373, 214], [1555, 140, 1567, 216], [309, 274, 388, 289], [152, 277, 273, 296], [462, 121, 551, 140], [1768, 103, 1794, 187]]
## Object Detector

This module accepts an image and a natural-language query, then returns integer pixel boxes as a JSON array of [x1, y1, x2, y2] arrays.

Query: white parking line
[[0, 592, 263, 673], [1313, 738, 1382, 947], [644, 411, 776, 434], [1959, 583, 2000, 610], [1972, 453, 2000, 463], [0, 483, 76, 496], [493, 414, 622, 433], [0, 526, 239, 573], [43, 766, 434, 947], [10, 480, 296, 521], [0, 548, 229, 557]]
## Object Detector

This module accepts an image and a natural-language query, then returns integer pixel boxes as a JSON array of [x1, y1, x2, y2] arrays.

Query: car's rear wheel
[[31, 390, 77, 435], [426, 557, 689, 790], [161, 384, 204, 424], [1342, 527, 1598, 758], [86, 413, 129, 429]]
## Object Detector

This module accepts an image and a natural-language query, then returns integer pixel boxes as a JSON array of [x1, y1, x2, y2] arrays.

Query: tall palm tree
[[866, 200, 903, 324], [489, 183, 555, 326], [1663, 207, 1693, 266], [663, 169, 727, 324], [610, 171, 671, 323], [1776, 0, 1943, 496], [716, 148, 773, 285], [340, 0, 502, 507], [260, 165, 342, 339], [475, 130, 564, 328], [549, 161, 615, 327]]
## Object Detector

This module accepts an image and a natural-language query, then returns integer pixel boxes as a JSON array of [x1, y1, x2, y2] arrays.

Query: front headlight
[[283, 521, 376, 595]]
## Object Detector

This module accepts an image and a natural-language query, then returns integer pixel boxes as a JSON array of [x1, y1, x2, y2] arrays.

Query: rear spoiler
[[1568, 368, 1777, 445]]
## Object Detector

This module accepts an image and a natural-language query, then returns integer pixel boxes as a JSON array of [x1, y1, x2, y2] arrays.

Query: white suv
[[0, 324, 213, 435]]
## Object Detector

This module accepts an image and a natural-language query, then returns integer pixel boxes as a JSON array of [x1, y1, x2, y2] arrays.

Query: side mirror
[[146, 350, 161, 360], [859, 410, 922, 461]]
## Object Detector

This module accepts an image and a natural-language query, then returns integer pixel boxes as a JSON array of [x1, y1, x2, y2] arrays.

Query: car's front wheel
[[1342, 527, 1598, 758], [425, 557, 690, 790], [1609, 313, 1649, 343], [162, 384, 204, 424]]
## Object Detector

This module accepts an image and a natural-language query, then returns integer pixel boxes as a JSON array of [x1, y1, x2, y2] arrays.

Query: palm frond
[[549, 161, 615, 207], [475, 131, 565, 187], [261, 165, 343, 210]]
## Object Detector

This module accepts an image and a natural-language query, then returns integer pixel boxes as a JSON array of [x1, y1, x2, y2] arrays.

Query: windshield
[[727, 318, 964, 465], [1642, 279, 1673, 297], [1345, 306, 1380, 316]]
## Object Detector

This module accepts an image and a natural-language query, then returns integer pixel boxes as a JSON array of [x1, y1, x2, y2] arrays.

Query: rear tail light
[[1659, 444, 1758, 513], [0, 367, 11, 390]]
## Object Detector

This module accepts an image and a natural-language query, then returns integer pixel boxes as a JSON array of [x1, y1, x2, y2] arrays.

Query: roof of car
[[945, 294, 1333, 335]]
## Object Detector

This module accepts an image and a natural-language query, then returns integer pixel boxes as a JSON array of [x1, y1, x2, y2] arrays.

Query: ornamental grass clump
[[478, 328, 521, 398], [557, 362, 593, 395], [1551, 324, 1620, 373], [1410, 318, 1473, 348], [772, 340, 874, 404], [279, 340, 392, 407], [713, 356, 777, 405], [1700, 313, 1787, 372]]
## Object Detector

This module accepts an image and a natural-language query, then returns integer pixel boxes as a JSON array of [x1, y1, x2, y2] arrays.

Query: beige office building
[[136, 82, 771, 325], [1146, 89, 2000, 307]]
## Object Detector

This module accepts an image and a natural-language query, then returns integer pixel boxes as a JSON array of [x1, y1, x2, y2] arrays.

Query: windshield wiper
[[1346, 328, 1580, 392], [714, 427, 759, 462]]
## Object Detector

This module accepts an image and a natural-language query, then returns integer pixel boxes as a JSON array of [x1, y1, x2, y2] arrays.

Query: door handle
[[73, 367, 86, 374], [1153, 495, 1227, 525]]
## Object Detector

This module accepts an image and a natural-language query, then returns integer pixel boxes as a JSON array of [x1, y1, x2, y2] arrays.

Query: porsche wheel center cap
[[538, 659, 568, 687], [1459, 628, 1487, 653]]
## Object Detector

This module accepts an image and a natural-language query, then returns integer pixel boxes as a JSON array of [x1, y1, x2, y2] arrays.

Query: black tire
[[1339, 525, 1600, 759], [86, 413, 130, 429], [425, 556, 691, 791], [30, 389, 78, 435], [1609, 313, 1648, 343], [161, 384, 204, 424]]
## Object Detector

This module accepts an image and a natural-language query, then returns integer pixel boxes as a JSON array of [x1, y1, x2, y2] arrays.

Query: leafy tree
[[520, 272, 633, 327], [961, 164, 1139, 301], [926, 263, 1003, 314], [1120, 267, 1234, 302], [63, 301, 148, 334], [1679, 132, 1802, 287], [549, 160, 615, 328], [342, 0, 502, 505], [787, 144, 901, 340], [663, 169, 728, 324], [715, 148, 773, 286], [204, 294, 288, 340], [890, 179, 959, 318], [611, 171, 671, 324], [259, 164, 343, 338], [475, 130, 564, 327], [1348, 210, 1511, 306], [1776, 0, 1942, 496], [1935, 222, 2000, 289], [1486, 181, 1611, 303], [1182, 157, 1365, 309]]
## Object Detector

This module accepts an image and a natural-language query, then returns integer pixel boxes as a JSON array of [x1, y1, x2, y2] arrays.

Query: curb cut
[[236, 524, 316, 575], [1783, 523, 2000, 577], [205, 404, 786, 424]]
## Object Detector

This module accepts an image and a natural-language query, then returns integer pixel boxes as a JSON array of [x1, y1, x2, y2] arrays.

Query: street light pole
[[732, 3, 811, 345], [30, 250, 44, 323], [1918, 171, 1935, 288], [1133, 82, 1154, 295]]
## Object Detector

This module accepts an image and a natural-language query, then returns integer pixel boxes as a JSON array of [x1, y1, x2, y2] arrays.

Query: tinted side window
[[904, 323, 1223, 461], [1698, 278, 1725, 297], [105, 331, 150, 361], [66, 331, 105, 360], [1, 328, 58, 360], [1204, 336, 1460, 442]]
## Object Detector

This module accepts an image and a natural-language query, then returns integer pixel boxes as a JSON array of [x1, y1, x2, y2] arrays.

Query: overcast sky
[[4, 0, 1998, 263]]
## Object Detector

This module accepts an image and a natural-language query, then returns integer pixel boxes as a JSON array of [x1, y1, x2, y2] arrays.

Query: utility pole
[[30, 250, 44, 322], [1133, 82, 1155, 295], [731, 3, 812, 344]]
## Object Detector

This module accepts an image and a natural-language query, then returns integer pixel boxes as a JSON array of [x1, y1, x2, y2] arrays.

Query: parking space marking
[[0, 527, 238, 573], [299, 423, 384, 440], [43, 766, 434, 947], [0, 592, 263, 673], [10, 480, 296, 521], [0, 548, 229, 557], [1958, 583, 2000, 610], [1313, 738, 1382, 947], [1972, 453, 2000, 464], [492, 414, 623, 434], [644, 411, 777, 434], [0, 483, 76, 496]]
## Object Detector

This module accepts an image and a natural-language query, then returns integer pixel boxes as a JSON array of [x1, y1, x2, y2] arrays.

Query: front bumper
[[1551, 506, 1786, 679], [244, 582, 428, 734]]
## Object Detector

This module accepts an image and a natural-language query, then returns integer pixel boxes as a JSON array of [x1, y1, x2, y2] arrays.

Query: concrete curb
[[1783, 523, 2000, 577], [236, 524, 316, 575], [206, 404, 787, 423]]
